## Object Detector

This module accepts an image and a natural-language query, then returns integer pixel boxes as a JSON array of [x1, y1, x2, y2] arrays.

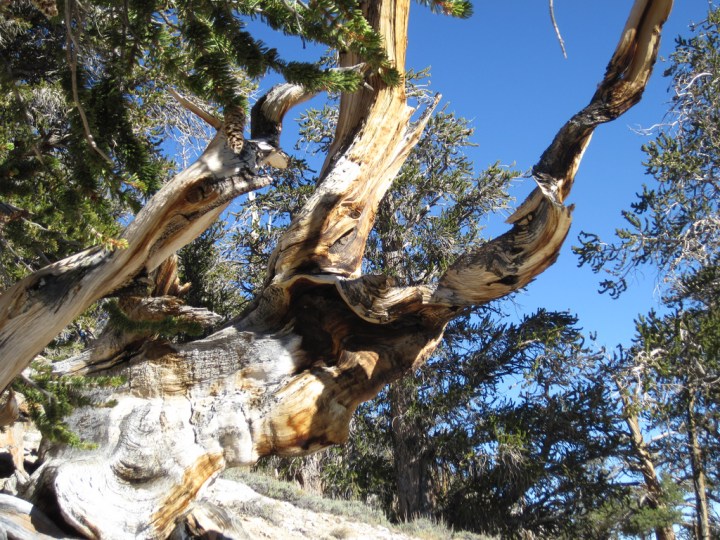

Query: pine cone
[[224, 105, 246, 154], [31, 0, 58, 17]]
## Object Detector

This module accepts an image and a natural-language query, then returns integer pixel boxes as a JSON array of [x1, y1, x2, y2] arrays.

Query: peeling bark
[[0, 0, 674, 537]]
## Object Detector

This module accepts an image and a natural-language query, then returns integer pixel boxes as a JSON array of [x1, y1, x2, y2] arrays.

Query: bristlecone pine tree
[[0, 0, 674, 537], [576, 7, 720, 537]]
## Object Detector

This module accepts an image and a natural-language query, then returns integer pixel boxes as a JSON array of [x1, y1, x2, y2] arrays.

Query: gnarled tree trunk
[[0, 0, 673, 537]]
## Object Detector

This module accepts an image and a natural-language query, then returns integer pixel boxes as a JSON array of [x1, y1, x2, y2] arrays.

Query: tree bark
[[0, 132, 271, 393], [0, 494, 72, 539], [0, 0, 674, 537], [615, 379, 676, 540], [389, 380, 434, 521], [687, 391, 711, 540]]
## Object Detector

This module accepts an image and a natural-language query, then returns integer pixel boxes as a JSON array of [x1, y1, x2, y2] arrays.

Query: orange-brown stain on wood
[[151, 452, 224, 537]]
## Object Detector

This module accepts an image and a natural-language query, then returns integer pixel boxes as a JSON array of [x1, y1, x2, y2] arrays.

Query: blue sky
[[400, 1, 712, 347], [248, 1, 712, 348]]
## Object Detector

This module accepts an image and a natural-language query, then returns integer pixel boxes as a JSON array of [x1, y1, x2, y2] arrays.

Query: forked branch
[[0, 2, 675, 538]]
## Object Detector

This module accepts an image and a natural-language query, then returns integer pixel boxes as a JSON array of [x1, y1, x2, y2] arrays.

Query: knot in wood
[[185, 184, 207, 204]]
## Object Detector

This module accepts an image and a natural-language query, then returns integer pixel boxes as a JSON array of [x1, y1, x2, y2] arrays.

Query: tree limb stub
[[52, 295, 222, 377], [251, 66, 366, 151], [168, 88, 222, 129]]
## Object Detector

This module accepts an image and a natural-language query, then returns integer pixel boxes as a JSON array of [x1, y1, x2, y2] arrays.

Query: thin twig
[[0, 237, 35, 273], [281, 0, 306, 25], [19, 374, 56, 404], [548, 0, 567, 59], [64, 0, 114, 165], [158, 10, 180, 31], [281, 0, 306, 45], [168, 88, 222, 129]]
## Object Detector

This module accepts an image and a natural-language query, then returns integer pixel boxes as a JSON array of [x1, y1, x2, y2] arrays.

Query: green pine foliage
[[366, 108, 516, 283], [321, 311, 628, 538], [177, 222, 248, 320], [630, 268, 720, 505], [105, 300, 205, 337], [413, 0, 473, 19], [12, 363, 125, 447], [588, 477, 684, 538]]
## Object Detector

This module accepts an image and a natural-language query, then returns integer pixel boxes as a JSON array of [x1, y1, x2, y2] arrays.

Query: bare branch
[[432, 0, 673, 309], [0, 133, 270, 393], [168, 88, 222, 129], [64, 0, 114, 166], [549, 0, 568, 59]]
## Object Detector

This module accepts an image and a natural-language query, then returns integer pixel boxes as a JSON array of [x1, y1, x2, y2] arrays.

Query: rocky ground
[[0, 414, 486, 540], [206, 478, 419, 540]]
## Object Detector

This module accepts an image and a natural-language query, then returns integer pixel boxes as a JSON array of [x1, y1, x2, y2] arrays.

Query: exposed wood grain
[[267, 0, 442, 282], [0, 494, 74, 539], [0, 82, 317, 395], [432, 0, 673, 308]]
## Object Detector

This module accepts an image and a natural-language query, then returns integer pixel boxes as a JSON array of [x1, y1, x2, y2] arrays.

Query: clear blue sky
[[248, 1, 712, 348]]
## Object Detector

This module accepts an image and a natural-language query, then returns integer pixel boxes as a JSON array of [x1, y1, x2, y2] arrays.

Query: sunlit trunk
[[687, 391, 710, 540]]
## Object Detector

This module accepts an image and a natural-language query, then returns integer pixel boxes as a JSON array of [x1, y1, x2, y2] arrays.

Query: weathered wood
[[267, 0, 440, 282], [0, 494, 74, 539], [169, 498, 249, 540], [0, 388, 19, 427], [0, 84, 315, 394], [433, 0, 673, 308], [52, 255, 220, 376], [51, 295, 222, 376], [26, 276, 448, 537]]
